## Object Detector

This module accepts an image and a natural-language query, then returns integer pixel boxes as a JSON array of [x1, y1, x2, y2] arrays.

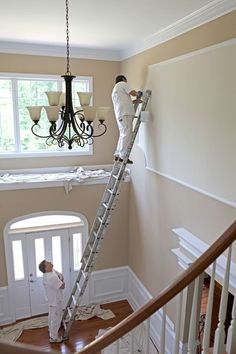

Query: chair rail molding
[[171, 227, 236, 295]]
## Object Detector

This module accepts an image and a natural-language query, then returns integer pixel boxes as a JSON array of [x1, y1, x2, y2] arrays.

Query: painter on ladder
[[38, 260, 65, 343], [112, 75, 142, 164]]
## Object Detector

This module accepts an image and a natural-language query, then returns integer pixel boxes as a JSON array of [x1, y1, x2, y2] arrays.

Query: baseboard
[[0, 287, 12, 325], [126, 267, 176, 354], [0, 266, 178, 354]]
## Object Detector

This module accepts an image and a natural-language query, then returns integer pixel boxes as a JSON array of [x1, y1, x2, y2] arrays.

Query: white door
[[9, 225, 87, 319], [10, 234, 31, 319], [27, 230, 71, 316]]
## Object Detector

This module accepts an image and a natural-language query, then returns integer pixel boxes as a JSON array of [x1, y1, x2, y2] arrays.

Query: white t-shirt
[[112, 81, 135, 119], [43, 270, 63, 306]]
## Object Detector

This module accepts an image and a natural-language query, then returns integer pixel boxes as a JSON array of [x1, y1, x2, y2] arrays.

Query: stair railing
[[77, 220, 236, 354]]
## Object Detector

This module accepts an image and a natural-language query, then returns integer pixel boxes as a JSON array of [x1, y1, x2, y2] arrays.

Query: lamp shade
[[44, 106, 61, 122], [97, 107, 110, 120], [45, 91, 62, 106], [82, 106, 97, 121], [26, 106, 43, 122], [59, 93, 66, 107], [77, 92, 92, 106]]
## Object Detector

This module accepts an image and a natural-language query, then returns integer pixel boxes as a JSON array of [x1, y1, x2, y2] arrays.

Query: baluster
[[145, 318, 150, 354], [130, 327, 134, 353], [114, 338, 119, 354], [213, 245, 232, 354], [226, 291, 236, 354], [159, 305, 166, 354], [201, 261, 216, 354], [187, 276, 200, 354], [174, 291, 183, 354]]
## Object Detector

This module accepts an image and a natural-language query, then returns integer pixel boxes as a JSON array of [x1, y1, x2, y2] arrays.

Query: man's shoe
[[49, 336, 64, 343], [127, 159, 133, 164], [118, 158, 133, 164], [114, 155, 119, 162]]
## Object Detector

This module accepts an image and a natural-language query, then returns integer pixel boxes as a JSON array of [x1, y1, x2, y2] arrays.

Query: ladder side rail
[[63, 89, 152, 338]]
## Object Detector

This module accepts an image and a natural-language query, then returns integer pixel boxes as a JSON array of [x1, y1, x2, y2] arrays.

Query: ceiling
[[0, 0, 235, 60]]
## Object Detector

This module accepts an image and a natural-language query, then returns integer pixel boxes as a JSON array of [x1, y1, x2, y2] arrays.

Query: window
[[52, 236, 62, 273], [0, 73, 92, 157], [73, 232, 83, 271], [12, 240, 25, 280], [35, 238, 45, 277]]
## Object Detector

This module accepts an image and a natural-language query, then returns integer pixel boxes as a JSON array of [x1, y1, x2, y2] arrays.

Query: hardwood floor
[[17, 300, 133, 354]]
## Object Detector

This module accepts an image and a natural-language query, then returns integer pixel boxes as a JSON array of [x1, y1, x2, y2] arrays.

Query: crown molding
[[120, 0, 236, 60], [0, 0, 235, 61], [0, 41, 121, 61]]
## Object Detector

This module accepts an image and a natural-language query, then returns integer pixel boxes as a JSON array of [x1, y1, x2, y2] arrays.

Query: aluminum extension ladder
[[62, 89, 152, 339]]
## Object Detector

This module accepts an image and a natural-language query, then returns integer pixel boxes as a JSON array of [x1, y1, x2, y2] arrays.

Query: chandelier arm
[[70, 113, 87, 135], [89, 122, 107, 138], [31, 124, 51, 139]]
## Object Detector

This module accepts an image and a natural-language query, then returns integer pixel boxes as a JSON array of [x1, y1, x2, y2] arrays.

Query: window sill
[[0, 165, 130, 192]]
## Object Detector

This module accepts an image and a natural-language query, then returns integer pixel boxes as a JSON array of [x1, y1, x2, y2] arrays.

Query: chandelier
[[27, 0, 109, 150]]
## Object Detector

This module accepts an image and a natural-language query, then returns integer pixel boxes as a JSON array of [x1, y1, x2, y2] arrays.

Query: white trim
[[0, 264, 187, 354], [89, 267, 129, 304], [138, 38, 236, 209], [171, 227, 236, 295], [3, 211, 89, 324], [0, 287, 12, 325], [0, 41, 121, 61], [120, 0, 236, 59], [145, 167, 236, 209], [126, 267, 175, 354], [0, 164, 126, 191], [0, 2, 235, 61]]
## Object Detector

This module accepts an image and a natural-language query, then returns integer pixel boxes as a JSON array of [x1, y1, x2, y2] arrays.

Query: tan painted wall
[[0, 11, 236, 327], [122, 11, 236, 323], [0, 54, 120, 169], [0, 182, 130, 287]]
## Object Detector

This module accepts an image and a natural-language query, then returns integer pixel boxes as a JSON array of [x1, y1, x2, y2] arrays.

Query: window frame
[[0, 72, 93, 158]]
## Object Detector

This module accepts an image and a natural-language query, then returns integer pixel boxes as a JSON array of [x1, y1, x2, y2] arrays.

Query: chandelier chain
[[65, 0, 71, 75]]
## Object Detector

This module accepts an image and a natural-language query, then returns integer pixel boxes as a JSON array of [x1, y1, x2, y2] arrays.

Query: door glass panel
[[52, 236, 62, 273], [73, 233, 82, 271], [35, 238, 45, 277], [12, 240, 24, 280]]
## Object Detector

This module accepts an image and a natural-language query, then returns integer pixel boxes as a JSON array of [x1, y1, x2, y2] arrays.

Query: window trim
[[0, 72, 93, 158]]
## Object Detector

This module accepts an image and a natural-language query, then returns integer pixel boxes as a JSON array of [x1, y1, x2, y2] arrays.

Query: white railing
[[0, 221, 235, 354]]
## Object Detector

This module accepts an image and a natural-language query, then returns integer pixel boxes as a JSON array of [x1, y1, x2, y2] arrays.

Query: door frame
[[4, 210, 88, 323]]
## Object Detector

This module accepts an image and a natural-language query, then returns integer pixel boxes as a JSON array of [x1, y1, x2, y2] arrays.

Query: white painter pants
[[48, 302, 63, 339], [115, 115, 134, 159]]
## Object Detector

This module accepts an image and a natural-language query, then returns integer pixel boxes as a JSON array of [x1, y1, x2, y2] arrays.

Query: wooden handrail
[[0, 339, 62, 354], [78, 220, 236, 354]]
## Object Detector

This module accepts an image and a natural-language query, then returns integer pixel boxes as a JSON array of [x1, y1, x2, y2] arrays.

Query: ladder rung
[[98, 216, 105, 224], [72, 294, 76, 306], [63, 319, 67, 331], [102, 202, 109, 209], [107, 188, 115, 195], [111, 174, 119, 180], [76, 282, 81, 292], [67, 307, 72, 319]]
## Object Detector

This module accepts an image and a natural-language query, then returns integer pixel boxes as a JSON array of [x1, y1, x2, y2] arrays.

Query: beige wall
[[0, 54, 120, 170], [121, 11, 236, 316], [0, 11, 236, 324], [0, 182, 130, 287]]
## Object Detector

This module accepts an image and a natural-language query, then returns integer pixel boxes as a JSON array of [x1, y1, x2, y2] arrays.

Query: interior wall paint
[[0, 55, 120, 170], [0, 182, 130, 287], [121, 11, 236, 324], [140, 40, 236, 206]]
